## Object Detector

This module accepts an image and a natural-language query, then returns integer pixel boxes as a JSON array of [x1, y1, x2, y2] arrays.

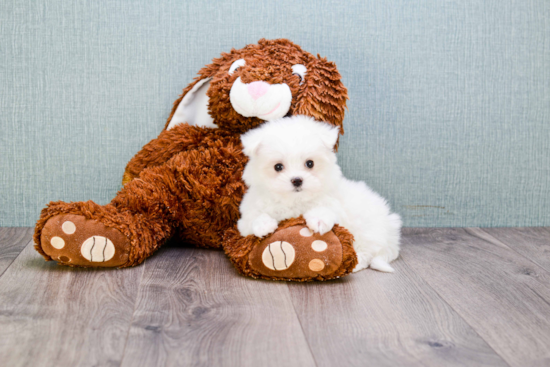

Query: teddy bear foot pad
[[249, 225, 343, 279], [40, 214, 130, 267]]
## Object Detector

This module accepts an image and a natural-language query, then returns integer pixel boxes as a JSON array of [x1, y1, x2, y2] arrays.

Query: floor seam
[[0, 237, 33, 279], [286, 283, 320, 367], [400, 232, 513, 367], [472, 227, 550, 275], [118, 263, 147, 367]]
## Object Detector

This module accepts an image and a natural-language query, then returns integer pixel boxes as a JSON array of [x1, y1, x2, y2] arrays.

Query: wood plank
[[0, 227, 33, 276], [120, 246, 316, 367], [401, 228, 550, 367], [0, 242, 144, 367], [480, 227, 550, 272], [287, 258, 507, 367]]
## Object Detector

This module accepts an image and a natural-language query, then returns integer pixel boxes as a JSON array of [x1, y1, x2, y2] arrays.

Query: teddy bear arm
[[122, 124, 230, 185]]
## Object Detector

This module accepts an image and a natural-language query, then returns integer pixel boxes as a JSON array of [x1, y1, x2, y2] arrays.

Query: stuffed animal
[[34, 39, 358, 281]]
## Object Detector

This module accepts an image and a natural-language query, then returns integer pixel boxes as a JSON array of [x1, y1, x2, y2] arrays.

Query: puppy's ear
[[241, 128, 264, 157], [317, 124, 341, 151]]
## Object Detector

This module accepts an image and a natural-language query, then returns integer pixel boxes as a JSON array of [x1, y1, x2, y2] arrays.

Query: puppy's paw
[[304, 207, 337, 235], [252, 214, 279, 238], [306, 218, 333, 236]]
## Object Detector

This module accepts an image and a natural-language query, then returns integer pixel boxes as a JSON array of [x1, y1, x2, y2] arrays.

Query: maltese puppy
[[237, 115, 402, 273]]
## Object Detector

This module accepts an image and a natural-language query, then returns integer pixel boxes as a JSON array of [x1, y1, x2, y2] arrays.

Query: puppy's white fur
[[238, 115, 402, 272]]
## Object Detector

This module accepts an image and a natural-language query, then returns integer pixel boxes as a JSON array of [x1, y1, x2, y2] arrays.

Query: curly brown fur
[[123, 124, 237, 184], [125, 39, 348, 182], [35, 39, 353, 279], [165, 39, 347, 133], [36, 127, 247, 267]]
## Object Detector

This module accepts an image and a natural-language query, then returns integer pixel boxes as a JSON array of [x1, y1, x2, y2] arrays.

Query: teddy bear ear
[[165, 77, 215, 130], [296, 56, 348, 135]]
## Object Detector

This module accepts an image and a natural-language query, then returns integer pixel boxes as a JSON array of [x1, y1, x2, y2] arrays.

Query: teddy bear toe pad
[[249, 225, 343, 279], [41, 214, 129, 267]]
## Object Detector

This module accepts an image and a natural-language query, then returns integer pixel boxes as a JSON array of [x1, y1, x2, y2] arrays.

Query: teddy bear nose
[[291, 177, 303, 187], [247, 81, 270, 100]]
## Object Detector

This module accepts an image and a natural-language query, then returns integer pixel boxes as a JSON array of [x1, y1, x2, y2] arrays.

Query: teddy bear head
[[165, 39, 349, 135]]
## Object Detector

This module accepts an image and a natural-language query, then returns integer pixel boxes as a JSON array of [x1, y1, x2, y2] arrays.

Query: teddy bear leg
[[224, 218, 358, 281], [36, 205, 131, 267], [35, 165, 181, 268]]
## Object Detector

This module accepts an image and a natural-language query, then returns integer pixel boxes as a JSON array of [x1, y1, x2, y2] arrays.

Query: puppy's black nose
[[291, 177, 303, 187]]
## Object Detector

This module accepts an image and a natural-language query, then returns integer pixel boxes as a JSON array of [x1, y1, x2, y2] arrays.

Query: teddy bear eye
[[305, 160, 314, 169], [291, 64, 307, 85], [229, 59, 246, 75], [274, 163, 284, 172]]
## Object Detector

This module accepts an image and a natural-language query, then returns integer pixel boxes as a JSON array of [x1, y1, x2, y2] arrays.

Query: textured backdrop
[[1, 0, 549, 227]]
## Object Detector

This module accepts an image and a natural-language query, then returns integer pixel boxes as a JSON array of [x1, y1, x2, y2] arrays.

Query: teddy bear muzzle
[[229, 77, 292, 121]]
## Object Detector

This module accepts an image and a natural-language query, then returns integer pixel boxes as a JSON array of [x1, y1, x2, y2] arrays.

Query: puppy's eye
[[274, 163, 284, 172], [292, 64, 307, 85], [305, 160, 314, 169], [229, 59, 246, 75]]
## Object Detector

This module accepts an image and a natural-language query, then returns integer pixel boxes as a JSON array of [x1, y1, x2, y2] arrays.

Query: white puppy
[[237, 115, 402, 273]]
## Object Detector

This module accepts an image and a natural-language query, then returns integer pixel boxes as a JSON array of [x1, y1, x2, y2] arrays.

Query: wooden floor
[[1, 228, 549, 367]]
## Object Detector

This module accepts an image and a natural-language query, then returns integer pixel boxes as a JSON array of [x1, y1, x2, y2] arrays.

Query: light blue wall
[[1, 0, 549, 227]]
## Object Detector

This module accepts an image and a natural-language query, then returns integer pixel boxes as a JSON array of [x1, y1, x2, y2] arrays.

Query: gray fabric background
[[1, 0, 549, 227]]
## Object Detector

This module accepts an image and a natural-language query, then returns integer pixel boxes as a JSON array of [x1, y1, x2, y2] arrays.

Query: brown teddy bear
[[34, 39, 358, 281]]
